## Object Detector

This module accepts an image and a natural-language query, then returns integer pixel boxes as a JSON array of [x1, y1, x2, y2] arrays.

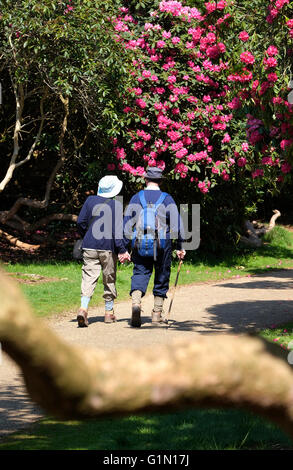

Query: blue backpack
[[132, 190, 167, 259]]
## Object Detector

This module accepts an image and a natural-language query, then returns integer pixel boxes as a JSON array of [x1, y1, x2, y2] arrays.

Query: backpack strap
[[153, 192, 167, 209], [139, 190, 167, 209], [138, 190, 147, 209], [138, 191, 148, 233]]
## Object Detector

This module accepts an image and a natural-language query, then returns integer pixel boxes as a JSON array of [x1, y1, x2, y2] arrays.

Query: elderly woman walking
[[76, 175, 130, 327]]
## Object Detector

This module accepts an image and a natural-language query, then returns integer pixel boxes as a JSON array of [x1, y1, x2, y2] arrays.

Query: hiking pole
[[164, 259, 183, 326]]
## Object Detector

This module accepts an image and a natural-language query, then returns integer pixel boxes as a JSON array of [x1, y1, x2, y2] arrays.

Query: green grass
[[2, 224, 293, 317], [0, 409, 291, 450], [1, 224, 293, 450], [2, 261, 134, 317], [260, 322, 293, 349]]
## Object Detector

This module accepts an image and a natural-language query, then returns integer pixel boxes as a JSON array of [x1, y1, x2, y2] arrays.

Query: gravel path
[[1, 269, 293, 437]]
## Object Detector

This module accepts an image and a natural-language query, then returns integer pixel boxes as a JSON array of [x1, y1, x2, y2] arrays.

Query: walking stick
[[164, 259, 183, 326]]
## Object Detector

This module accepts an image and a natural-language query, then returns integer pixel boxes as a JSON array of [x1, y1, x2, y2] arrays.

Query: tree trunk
[[0, 95, 73, 249]]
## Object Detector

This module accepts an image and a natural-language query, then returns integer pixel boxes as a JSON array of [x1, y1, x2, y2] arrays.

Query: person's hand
[[176, 249, 186, 260], [118, 251, 131, 264]]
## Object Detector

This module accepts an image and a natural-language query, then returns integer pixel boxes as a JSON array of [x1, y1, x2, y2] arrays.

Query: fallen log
[[0, 229, 40, 251], [240, 210, 281, 247]]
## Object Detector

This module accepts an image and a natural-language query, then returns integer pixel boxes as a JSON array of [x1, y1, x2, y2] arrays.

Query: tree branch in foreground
[[0, 270, 293, 439]]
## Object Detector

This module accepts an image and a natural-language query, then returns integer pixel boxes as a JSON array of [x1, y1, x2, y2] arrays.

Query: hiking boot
[[131, 304, 142, 328], [151, 309, 164, 324], [77, 308, 89, 327], [104, 310, 116, 323]]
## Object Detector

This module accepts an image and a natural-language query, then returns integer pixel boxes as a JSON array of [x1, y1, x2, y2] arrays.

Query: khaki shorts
[[81, 249, 117, 301]]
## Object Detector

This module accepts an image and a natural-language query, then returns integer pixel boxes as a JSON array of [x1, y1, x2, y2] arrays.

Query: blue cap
[[145, 167, 163, 180]]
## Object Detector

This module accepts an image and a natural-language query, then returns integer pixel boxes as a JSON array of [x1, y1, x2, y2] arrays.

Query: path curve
[[1, 269, 293, 437]]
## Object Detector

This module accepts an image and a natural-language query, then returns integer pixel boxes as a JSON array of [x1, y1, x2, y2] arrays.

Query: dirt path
[[1, 269, 293, 437]]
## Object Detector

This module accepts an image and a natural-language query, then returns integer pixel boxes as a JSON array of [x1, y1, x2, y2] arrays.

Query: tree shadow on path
[[0, 378, 43, 438], [167, 299, 293, 334], [219, 269, 293, 291]]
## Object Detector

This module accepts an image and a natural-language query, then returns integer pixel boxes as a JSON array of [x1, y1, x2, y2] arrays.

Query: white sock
[[81, 296, 91, 310]]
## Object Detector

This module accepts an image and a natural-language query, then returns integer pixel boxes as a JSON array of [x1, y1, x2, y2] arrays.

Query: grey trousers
[[81, 249, 117, 301]]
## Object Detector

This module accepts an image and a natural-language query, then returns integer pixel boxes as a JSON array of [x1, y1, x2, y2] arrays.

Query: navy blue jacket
[[123, 189, 184, 250], [77, 195, 127, 254]]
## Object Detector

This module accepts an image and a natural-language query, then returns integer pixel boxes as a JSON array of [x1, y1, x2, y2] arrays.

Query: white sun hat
[[97, 175, 123, 198]]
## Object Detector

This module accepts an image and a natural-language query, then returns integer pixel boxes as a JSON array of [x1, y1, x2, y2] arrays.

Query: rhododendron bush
[[110, 0, 293, 202], [1, 0, 293, 250]]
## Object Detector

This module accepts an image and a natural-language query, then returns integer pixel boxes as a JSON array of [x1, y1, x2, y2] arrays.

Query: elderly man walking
[[123, 167, 185, 327], [76, 175, 130, 327]]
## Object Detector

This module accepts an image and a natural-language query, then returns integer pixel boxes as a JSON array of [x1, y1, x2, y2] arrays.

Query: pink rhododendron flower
[[222, 170, 230, 181], [176, 147, 188, 158], [280, 139, 293, 150], [281, 162, 291, 173], [266, 45, 279, 56], [167, 130, 181, 141], [227, 97, 242, 110], [174, 162, 188, 174], [216, 0, 228, 9], [136, 166, 146, 176], [133, 141, 145, 151], [203, 95, 211, 103], [116, 148, 126, 160], [150, 54, 159, 62], [240, 51, 255, 64], [156, 160, 166, 170], [144, 22, 153, 31], [156, 40, 166, 48], [172, 36, 181, 44], [263, 56, 278, 68], [252, 169, 264, 178], [198, 181, 209, 193], [171, 141, 183, 151], [135, 98, 147, 109], [222, 133, 231, 143], [133, 87, 142, 95], [142, 70, 152, 78], [237, 157, 247, 167], [238, 31, 249, 41], [162, 30, 172, 39], [154, 102, 163, 111], [205, 2, 217, 14], [167, 75, 177, 84], [267, 72, 278, 82]]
